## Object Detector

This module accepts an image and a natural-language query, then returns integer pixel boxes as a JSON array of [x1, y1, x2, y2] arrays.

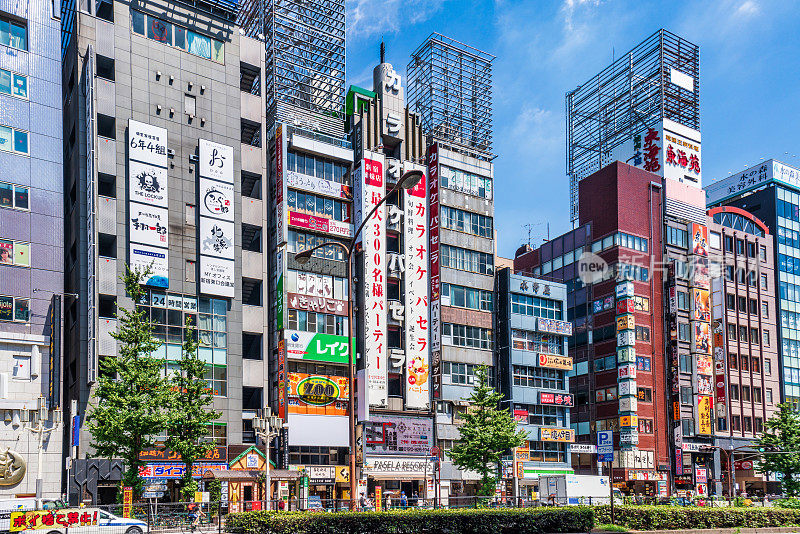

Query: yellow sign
[[123, 486, 132, 518], [539, 427, 575, 443], [514, 446, 530, 462], [619, 415, 638, 428], [11, 510, 99, 531], [335, 465, 350, 484], [375, 486, 382, 512], [538, 353, 573, 371], [698, 395, 713, 435], [616, 314, 635, 332]]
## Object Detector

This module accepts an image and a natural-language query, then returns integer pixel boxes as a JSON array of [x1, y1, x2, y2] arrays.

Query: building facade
[[495, 268, 573, 500], [0, 0, 64, 499], [407, 33, 496, 501], [706, 206, 779, 495], [61, 0, 268, 503]]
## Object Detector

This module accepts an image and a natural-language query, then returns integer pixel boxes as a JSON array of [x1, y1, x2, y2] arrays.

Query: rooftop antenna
[[523, 224, 533, 246], [380, 39, 385, 64]]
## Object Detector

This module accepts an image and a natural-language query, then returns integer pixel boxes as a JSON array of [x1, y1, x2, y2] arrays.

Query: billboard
[[128, 119, 168, 167], [363, 414, 434, 456], [692, 289, 710, 322], [404, 162, 430, 409], [129, 204, 169, 248], [692, 322, 711, 355], [285, 331, 351, 365], [287, 170, 351, 199], [129, 244, 169, 288], [538, 353, 572, 370], [697, 395, 713, 435], [539, 428, 575, 443], [199, 255, 234, 298], [199, 139, 234, 183], [199, 218, 235, 260], [428, 144, 441, 399], [615, 119, 701, 187], [690, 223, 708, 257], [198, 139, 235, 298], [199, 178, 234, 221], [288, 373, 349, 416], [288, 211, 352, 238], [538, 318, 573, 336], [129, 160, 168, 208], [287, 293, 347, 316], [706, 160, 800, 205]]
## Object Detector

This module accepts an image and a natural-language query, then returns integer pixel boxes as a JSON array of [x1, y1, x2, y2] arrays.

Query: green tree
[[166, 317, 221, 501], [447, 366, 527, 496], [87, 266, 173, 499], [757, 403, 800, 496]]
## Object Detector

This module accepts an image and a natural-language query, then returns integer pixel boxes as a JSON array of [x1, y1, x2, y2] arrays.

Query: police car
[[0, 507, 147, 534]]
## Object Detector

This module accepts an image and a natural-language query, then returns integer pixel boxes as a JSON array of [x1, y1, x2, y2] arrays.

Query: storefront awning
[[203, 469, 302, 481]]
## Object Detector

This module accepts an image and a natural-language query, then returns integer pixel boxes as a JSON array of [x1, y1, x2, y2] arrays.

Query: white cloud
[[347, 0, 444, 39], [562, 0, 602, 32], [733, 0, 760, 18]]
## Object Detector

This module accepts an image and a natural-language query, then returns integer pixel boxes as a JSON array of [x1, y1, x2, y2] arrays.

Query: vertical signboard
[[48, 295, 61, 409], [85, 47, 97, 383], [127, 119, 169, 288], [404, 162, 429, 409], [427, 144, 441, 400], [275, 125, 287, 247], [689, 222, 713, 435], [355, 151, 387, 407], [199, 139, 235, 298]]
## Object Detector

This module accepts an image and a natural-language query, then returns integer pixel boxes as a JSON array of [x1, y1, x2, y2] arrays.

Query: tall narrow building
[[407, 33, 496, 501], [0, 0, 64, 498]]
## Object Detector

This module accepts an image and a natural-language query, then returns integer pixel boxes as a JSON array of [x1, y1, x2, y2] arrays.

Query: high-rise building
[[407, 33, 496, 500], [706, 206, 779, 495], [61, 0, 268, 503], [0, 0, 64, 498], [706, 160, 800, 409], [566, 29, 700, 221], [494, 268, 573, 500]]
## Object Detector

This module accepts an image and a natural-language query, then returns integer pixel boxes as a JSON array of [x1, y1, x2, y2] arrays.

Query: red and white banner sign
[[427, 144, 442, 400], [289, 211, 352, 238], [356, 152, 387, 407], [539, 392, 574, 406], [287, 292, 347, 316], [404, 162, 430, 409]]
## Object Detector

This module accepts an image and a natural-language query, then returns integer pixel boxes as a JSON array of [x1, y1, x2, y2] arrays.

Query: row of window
[[440, 165, 493, 200], [728, 353, 771, 375], [513, 404, 564, 427], [729, 384, 766, 404], [723, 265, 759, 287], [0, 15, 27, 51], [725, 293, 768, 318], [287, 189, 351, 223], [441, 282, 493, 312], [286, 230, 346, 261], [666, 226, 689, 249], [0, 295, 29, 322], [511, 329, 564, 355], [440, 244, 494, 275], [523, 440, 567, 463], [725, 324, 770, 346], [0, 124, 29, 155], [778, 226, 800, 249], [590, 231, 649, 254], [131, 10, 224, 63], [286, 309, 347, 336], [440, 205, 493, 238], [722, 234, 766, 260], [442, 323, 492, 350], [512, 365, 564, 390], [0, 239, 29, 267], [0, 182, 29, 210], [287, 150, 351, 186], [778, 254, 800, 276], [442, 362, 494, 385], [777, 198, 800, 223], [510, 294, 563, 319], [729, 415, 764, 434], [0, 68, 27, 99], [283, 269, 349, 301]]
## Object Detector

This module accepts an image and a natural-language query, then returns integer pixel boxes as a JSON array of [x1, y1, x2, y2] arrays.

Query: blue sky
[[345, 0, 800, 258]]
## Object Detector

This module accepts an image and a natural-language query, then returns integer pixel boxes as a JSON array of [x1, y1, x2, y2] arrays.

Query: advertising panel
[[618, 365, 637, 380], [128, 119, 167, 167], [288, 373, 349, 416], [129, 160, 168, 207], [616, 299, 635, 315], [199, 178, 234, 221], [285, 331, 351, 365], [690, 223, 709, 257], [663, 128, 701, 185], [129, 204, 169, 248], [617, 346, 636, 363], [287, 292, 347, 316], [616, 315, 635, 332], [199, 139, 234, 184], [428, 144, 441, 400], [129, 244, 169, 288], [619, 415, 638, 428], [618, 380, 636, 397], [538, 353, 572, 370], [697, 375, 713, 395], [199, 255, 234, 298], [362, 456, 432, 477], [696, 353, 713, 376], [692, 322, 711, 355], [539, 428, 575, 443], [692, 289, 710, 322], [287, 171, 351, 199], [697, 395, 713, 435], [288, 211, 352, 238], [199, 218, 235, 260], [712, 319, 727, 418], [363, 415, 434, 456], [615, 281, 635, 299], [355, 152, 387, 407], [619, 397, 637, 413], [277, 340, 286, 418], [139, 463, 228, 479], [539, 392, 574, 406], [404, 162, 429, 409], [538, 318, 573, 336], [617, 330, 636, 346]]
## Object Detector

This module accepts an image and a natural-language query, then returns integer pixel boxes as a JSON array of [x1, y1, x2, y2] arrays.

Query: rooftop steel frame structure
[[407, 33, 494, 158], [238, 0, 346, 137], [566, 29, 700, 221]]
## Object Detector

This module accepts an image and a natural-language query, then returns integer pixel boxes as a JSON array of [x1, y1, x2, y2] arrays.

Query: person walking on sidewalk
[[400, 491, 408, 509]]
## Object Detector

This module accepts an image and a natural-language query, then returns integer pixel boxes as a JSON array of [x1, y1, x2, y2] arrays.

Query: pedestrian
[[412, 491, 419, 507], [277, 499, 285, 511], [359, 492, 367, 512], [385, 493, 392, 510], [400, 491, 408, 509]]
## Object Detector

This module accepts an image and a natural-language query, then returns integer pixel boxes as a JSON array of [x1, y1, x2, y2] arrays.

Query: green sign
[[285, 331, 352, 364]]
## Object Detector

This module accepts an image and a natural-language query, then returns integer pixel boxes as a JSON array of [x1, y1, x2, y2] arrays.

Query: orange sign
[[538, 353, 573, 371]]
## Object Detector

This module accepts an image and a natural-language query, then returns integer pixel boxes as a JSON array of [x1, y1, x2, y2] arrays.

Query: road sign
[[597, 430, 614, 462], [145, 484, 168, 492], [142, 491, 164, 499]]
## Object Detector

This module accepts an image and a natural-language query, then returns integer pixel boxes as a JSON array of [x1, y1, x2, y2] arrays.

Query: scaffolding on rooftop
[[566, 29, 700, 221], [407, 33, 495, 159], [238, 0, 346, 138]]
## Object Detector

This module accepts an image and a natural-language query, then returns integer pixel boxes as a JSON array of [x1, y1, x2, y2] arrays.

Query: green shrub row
[[225, 506, 593, 534], [594, 505, 800, 530]]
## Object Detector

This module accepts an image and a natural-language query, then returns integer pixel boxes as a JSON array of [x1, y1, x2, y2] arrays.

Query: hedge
[[225, 507, 593, 534], [594, 505, 800, 530]]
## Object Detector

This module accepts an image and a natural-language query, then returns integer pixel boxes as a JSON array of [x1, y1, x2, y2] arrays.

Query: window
[[442, 283, 493, 312], [729, 384, 739, 400], [680, 386, 692, 405], [763, 301, 769, 318], [287, 189, 351, 223], [767, 388, 773, 404], [639, 418, 654, 434], [727, 324, 736, 341], [760, 245, 767, 261], [442, 323, 492, 350], [0, 15, 27, 51], [444, 362, 494, 386], [205, 422, 227, 445], [287, 309, 346, 336], [743, 416, 752, 433], [0, 182, 28, 210], [761, 274, 768, 289], [709, 231, 721, 249], [765, 359, 772, 375], [287, 150, 351, 185], [131, 10, 224, 63], [678, 322, 690, 342], [739, 326, 748, 342], [754, 387, 762, 403], [750, 327, 759, 345], [510, 294, 562, 319], [749, 298, 758, 315], [725, 293, 735, 310], [740, 355, 749, 371], [441, 245, 494, 275], [679, 353, 693, 373], [0, 123, 29, 155], [637, 387, 652, 403], [440, 165, 493, 200], [681, 418, 694, 437], [742, 385, 751, 402], [0, 239, 29, 267], [755, 417, 763, 433], [0, 295, 27, 322], [11, 354, 31, 380], [731, 415, 741, 431], [724, 235, 733, 252], [736, 239, 745, 255], [752, 357, 760, 374], [512, 365, 564, 389], [678, 291, 690, 310], [440, 206, 493, 238], [0, 68, 27, 99], [525, 440, 567, 463], [666, 226, 689, 248], [763, 330, 770, 347], [738, 296, 747, 313], [287, 230, 346, 261], [635, 325, 650, 342], [747, 242, 756, 258], [729, 353, 737, 369], [511, 329, 563, 354]]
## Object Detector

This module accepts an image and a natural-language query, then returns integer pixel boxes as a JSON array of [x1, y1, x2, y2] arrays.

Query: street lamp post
[[252, 410, 286, 510], [21, 396, 62, 499], [294, 169, 423, 511]]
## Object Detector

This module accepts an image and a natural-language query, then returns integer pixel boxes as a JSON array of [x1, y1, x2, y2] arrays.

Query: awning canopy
[[202, 469, 302, 481]]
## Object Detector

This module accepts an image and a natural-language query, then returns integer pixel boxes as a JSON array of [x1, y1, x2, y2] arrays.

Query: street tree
[[447, 365, 528, 496], [757, 402, 800, 496], [166, 317, 221, 501], [87, 266, 172, 499]]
